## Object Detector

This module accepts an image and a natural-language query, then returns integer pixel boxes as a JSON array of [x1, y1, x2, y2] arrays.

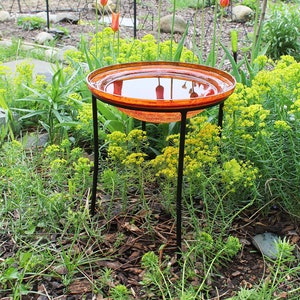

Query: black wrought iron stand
[[90, 96, 224, 258]]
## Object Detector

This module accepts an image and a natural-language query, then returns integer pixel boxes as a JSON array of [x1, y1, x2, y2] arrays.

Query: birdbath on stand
[[86, 61, 236, 259]]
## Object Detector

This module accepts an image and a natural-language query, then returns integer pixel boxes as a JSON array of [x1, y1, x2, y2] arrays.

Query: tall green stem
[[157, 0, 162, 59], [192, 0, 201, 62], [170, 0, 176, 60]]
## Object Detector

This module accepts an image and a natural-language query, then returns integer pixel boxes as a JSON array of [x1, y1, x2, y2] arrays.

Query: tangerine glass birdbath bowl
[[87, 61, 236, 258]]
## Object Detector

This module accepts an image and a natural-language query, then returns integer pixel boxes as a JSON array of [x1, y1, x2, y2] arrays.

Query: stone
[[44, 48, 59, 61], [35, 11, 57, 23], [101, 15, 137, 28], [0, 108, 18, 128], [23, 132, 49, 148], [35, 32, 54, 44], [232, 5, 253, 23], [0, 11, 10, 22], [54, 12, 79, 24], [56, 45, 78, 62], [0, 39, 12, 47], [2, 59, 55, 83], [0, 108, 7, 126], [159, 14, 187, 34], [252, 232, 281, 259]]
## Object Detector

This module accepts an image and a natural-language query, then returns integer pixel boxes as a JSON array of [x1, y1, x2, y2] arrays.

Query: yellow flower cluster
[[150, 116, 221, 181], [44, 144, 60, 156], [77, 103, 93, 130], [106, 130, 148, 167], [151, 146, 178, 179], [73, 157, 93, 179], [221, 159, 259, 192], [50, 158, 67, 170], [122, 152, 147, 167], [13, 62, 34, 87], [274, 120, 292, 131]]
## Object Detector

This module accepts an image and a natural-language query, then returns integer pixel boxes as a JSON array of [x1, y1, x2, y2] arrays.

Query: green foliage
[[0, 140, 92, 230], [141, 236, 241, 298], [110, 284, 130, 300], [241, 0, 259, 11], [170, 0, 214, 9], [229, 239, 300, 299], [17, 16, 46, 31], [263, 3, 300, 61], [224, 55, 300, 215], [16, 67, 85, 144], [74, 28, 196, 70], [0, 9, 300, 298]]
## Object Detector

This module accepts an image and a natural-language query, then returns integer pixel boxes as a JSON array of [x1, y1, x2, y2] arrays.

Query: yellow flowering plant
[[223, 56, 300, 215], [103, 129, 149, 197]]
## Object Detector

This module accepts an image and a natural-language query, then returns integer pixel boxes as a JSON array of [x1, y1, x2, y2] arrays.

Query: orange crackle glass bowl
[[86, 62, 236, 123]]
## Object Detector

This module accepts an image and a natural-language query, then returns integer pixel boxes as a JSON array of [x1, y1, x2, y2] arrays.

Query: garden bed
[[0, 0, 300, 299]]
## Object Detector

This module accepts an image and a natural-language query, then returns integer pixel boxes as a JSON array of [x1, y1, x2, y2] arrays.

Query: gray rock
[[100, 15, 137, 28], [54, 12, 79, 24], [35, 11, 57, 23], [0, 108, 7, 126], [35, 31, 54, 44], [0, 39, 12, 47], [232, 5, 253, 23], [2, 59, 55, 83], [0, 10, 10, 22], [0, 108, 18, 127], [160, 14, 188, 34], [252, 232, 281, 259], [23, 132, 49, 148], [44, 48, 58, 61], [56, 45, 78, 62]]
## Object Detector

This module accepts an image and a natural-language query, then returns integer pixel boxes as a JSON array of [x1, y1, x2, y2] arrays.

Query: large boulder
[[159, 14, 187, 34], [232, 5, 253, 23]]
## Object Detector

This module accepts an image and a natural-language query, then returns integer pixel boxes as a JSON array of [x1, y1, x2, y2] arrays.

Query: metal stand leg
[[218, 102, 224, 138], [133, 0, 137, 39], [176, 111, 188, 260], [45, 0, 50, 31], [91, 95, 99, 216]]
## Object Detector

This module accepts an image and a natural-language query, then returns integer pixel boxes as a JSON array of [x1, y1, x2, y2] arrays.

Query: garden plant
[[0, 0, 300, 298]]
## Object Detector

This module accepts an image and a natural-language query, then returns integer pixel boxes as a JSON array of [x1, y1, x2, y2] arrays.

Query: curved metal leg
[[176, 111, 187, 260], [218, 102, 224, 137], [91, 95, 99, 216]]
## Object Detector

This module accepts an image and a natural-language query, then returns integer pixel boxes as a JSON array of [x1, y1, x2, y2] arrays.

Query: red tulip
[[156, 85, 164, 99], [111, 12, 120, 32], [220, 0, 230, 8], [190, 91, 198, 98], [100, 0, 108, 6], [113, 80, 123, 95]]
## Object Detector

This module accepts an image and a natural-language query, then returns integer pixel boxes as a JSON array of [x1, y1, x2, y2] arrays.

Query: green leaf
[[173, 23, 190, 62], [3, 267, 20, 280]]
